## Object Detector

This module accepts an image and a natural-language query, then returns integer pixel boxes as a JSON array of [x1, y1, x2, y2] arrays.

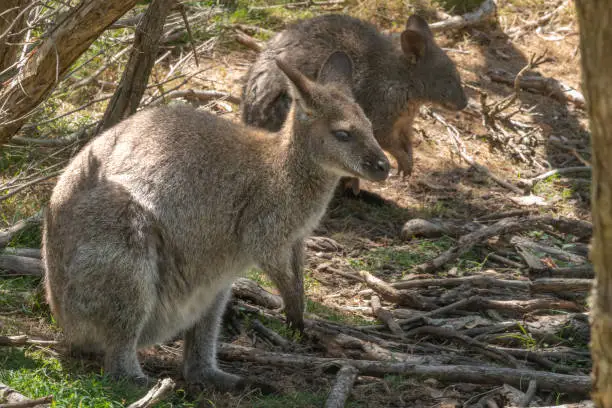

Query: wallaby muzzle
[[360, 154, 391, 182]]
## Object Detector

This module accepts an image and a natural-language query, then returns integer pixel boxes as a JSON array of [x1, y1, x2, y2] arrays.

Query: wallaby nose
[[376, 159, 390, 174], [362, 155, 390, 181]]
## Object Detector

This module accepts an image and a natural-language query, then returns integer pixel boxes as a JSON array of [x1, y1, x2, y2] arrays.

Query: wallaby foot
[[186, 368, 278, 395], [104, 346, 151, 386]]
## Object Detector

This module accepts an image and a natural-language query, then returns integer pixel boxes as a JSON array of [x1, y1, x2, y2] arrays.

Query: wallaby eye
[[333, 130, 352, 142]]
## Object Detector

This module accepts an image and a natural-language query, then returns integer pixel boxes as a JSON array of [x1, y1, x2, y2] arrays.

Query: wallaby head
[[399, 15, 467, 111], [276, 51, 390, 182]]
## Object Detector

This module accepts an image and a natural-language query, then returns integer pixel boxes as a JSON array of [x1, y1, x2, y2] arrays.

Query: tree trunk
[[98, 0, 175, 133], [0, 0, 30, 77], [575, 2, 612, 407], [0, 0, 139, 148]]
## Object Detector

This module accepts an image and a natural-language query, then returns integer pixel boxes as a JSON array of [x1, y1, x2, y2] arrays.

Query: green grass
[[306, 299, 372, 326], [0, 348, 198, 407], [0, 277, 48, 319], [348, 237, 453, 277], [4, 224, 42, 248]]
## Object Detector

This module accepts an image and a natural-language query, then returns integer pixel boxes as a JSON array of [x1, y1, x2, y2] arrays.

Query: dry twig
[[415, 216, 592, 273], [126, 378, 175, 408], [488, 68, 585, 109], [429, 0, 497, 32], [0, 212, 42, 249], [358, 270, 436, 310], [0, 396, 53, 408], [324, 365, 358, 408], [218, 344, 591, 393], [370, 296, 404, 337]]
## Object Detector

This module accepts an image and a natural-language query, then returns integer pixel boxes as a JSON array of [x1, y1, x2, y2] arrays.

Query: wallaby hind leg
[[62, 252, 155, 384], [389, 123, 414, 178], [183, 286, 241, 390], [105, 340, 150, 385]]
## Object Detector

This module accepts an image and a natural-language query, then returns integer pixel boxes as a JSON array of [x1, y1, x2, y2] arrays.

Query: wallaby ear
[[316, 51, 353, 91], [275, 56, 315, 105], [406, 15, 433, 38], [401, 15, 431, 60], [401, 29, 427, 60]]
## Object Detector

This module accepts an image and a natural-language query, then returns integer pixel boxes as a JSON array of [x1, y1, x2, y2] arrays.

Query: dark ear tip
[[407, 14, 427, 25]]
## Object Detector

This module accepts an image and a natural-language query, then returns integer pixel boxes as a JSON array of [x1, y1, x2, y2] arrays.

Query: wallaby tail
[[41, 207, 63, 325]]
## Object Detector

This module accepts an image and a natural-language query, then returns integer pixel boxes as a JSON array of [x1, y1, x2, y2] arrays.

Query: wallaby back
[[43, 51, 389, 390], [241, 14, 467, 178]]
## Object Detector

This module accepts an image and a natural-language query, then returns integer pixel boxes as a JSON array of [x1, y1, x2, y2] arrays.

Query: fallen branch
[[234, 28, 263, 52], [395, 296, 481, 327], [0, 335, 58, 347], [401, 218, 482, 240], [415, 216, 593, 273], [509, 403, 594, 408], [470, 297, 583, 314], [251, 319, 291, 349], [150, 89, 241, 107], [533, 264, 594, 279], [488, 68, 585, 108], [248, 0, 344, 11], [0, 171, 62, 202], [218, 344, 592, 393], [358, 270, 437, 310], [518, 166, 591, 189], [429, 0, 497, 32], [506, 0, 570, 40], [324, 365, 358, 408], [370, 296, 404, 336], [493, 347, 576, 374], [126, 378, 175, 408], [518, 379, 538, 407], [0, 396, 53, 408], [361, 276, 591, 298], [0, 255, 43, 275], [231, 24, 275, 37], [0, 212, 42, 249], [1, 248, 41, 259], [308, 325, 442, 364], [306, 236, 343, 252], [11, 125, 93, 147], [403, 325, 521, 368], [0, 383, 51, 407], [232, 278, 283, 309]]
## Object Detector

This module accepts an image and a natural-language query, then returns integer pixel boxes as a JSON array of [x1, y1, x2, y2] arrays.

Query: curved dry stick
[[218, 343, 592, 393], [415, 216, 592, 273], [324, 365, 358, 408]]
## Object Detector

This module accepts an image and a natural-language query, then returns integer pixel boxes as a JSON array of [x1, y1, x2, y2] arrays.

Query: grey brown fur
[[42, 52, 389, 390], [241, 14, 467, 191]]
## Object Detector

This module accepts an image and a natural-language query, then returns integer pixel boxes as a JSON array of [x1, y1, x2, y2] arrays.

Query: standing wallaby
[[42, 51, 389, 391], [241, 14, 467, 194]]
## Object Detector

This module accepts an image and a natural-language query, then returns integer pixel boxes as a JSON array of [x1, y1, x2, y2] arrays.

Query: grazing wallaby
[[42, 51, 389, 391], [241, 14, 467, 193]]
